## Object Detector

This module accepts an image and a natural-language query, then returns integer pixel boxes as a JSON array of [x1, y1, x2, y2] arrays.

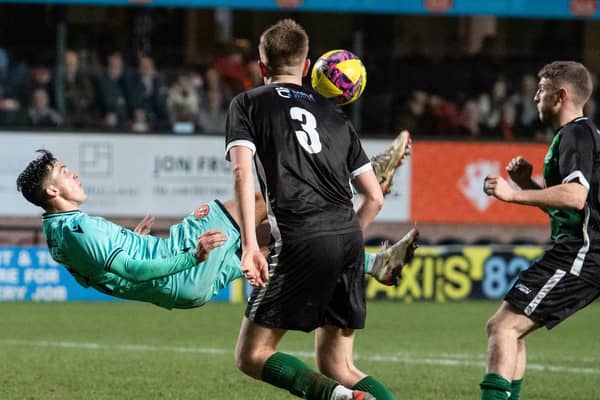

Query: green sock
[[510, 379, 523, 400], [353, 376, 395, 400], [480, 373, 511, 400], [261, 352, 337, 400]]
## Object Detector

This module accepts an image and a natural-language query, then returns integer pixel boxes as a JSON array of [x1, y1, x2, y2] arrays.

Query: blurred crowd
[[0, 45, 262, 134], [387, 34, 600, 141], [1, 35, 600, 139]]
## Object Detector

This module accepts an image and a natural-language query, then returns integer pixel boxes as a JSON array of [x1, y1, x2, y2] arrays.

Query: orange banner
[[411, 141, 550, 224]]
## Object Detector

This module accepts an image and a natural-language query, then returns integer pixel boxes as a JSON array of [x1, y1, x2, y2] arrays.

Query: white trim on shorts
[[524, 269, 567, 316]]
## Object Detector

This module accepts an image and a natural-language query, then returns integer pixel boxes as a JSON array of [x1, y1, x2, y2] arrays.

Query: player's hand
[[506, 156, 533, 188], [483, 175, 515, 202], [194, 229, 227, 263], [240, 247, 269, 288], [134, 215, 155, 235]]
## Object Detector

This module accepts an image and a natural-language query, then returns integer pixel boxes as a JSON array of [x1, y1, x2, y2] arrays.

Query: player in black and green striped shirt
[[482, 61, 600, 400]]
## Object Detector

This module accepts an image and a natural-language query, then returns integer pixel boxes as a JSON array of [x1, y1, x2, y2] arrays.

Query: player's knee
[[486, 315, 499, 337], [234, 347, 262, 378], [486, 315, 518, 340]]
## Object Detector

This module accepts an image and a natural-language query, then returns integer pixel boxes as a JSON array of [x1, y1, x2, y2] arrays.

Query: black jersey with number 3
[[225, 83, 371, 240]]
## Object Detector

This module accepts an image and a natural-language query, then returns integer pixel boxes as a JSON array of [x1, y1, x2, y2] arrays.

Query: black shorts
[[505, 262, 600, 329], [245, 231, 366, 332]]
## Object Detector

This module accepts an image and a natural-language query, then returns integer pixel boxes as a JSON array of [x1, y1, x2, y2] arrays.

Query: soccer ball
[[310, 49, 367, 106]]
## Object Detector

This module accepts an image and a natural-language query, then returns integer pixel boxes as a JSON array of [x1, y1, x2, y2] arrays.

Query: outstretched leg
[[367, 227, 419, 286], [371, 130, 411, 194]]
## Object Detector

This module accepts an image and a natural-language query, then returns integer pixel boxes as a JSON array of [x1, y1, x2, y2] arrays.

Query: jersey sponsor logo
[[194, 204, 210, 219], [72, 224, 84, 234], [275, 86, 316, 102]]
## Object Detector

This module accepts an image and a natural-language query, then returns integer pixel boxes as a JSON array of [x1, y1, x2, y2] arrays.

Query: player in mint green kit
[[41, 200, 243, 309], [17, 149, 416, 310]]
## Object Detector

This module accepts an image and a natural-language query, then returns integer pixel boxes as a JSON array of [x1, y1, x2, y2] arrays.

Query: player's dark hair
[[538, 61, 593, 106], [258, 18, 309, 76], [16, 149, 57, 208]]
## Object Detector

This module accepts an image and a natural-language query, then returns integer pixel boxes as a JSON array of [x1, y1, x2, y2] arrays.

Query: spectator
[[28, 66, 53, 98], [429, 94, 461, 135], [97, 51, 136, 129], [479, 76, 511, 133], [0, 48, 27, 126], [491, 101, 518, 140], [133, 54, 168, 128], [166, 72, 200, 133], [213, 41, 252, 95], [455, 98, 484, 138], [393, 89, 435, 136], [62, 50, 96, 128], [204, 66, 221, 91], [198, 88, 226, 133], [512, 73, 543, 138], [27, 87, 62, 127]]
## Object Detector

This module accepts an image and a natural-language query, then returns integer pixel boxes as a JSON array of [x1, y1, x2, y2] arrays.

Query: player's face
[[534, 77, 561, 125], [48, 161, 87, 204]]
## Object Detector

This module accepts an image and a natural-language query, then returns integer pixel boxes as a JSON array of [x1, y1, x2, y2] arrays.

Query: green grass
[[1, 301, 600, 399]]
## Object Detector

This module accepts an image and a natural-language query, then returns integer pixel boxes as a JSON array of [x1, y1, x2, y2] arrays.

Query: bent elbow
[[573, 198, 586, 211], [368, 191, 384, 212], [571, 189, 588, 211]]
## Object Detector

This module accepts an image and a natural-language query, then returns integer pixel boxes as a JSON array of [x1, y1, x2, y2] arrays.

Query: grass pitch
[[1, 300, 599, 399]]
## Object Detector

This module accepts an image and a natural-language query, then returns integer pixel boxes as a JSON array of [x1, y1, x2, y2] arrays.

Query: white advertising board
[[0, 132, 409, 221]]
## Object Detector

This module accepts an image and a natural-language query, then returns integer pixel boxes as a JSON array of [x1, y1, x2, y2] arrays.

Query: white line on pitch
[[2, 339, 600, 375]]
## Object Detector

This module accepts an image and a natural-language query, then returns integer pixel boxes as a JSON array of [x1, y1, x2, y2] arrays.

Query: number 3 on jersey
[[290, 106, 322, 154]]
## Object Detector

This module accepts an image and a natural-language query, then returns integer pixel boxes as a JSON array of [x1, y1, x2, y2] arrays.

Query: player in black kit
[[226, 19, 393, 400]]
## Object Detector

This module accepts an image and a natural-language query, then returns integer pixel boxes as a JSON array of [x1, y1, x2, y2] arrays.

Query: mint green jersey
[[42, 201, 242, 309]]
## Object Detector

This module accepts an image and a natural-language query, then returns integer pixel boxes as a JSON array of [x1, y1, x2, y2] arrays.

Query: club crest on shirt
[[194, 204, 210, 219]]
